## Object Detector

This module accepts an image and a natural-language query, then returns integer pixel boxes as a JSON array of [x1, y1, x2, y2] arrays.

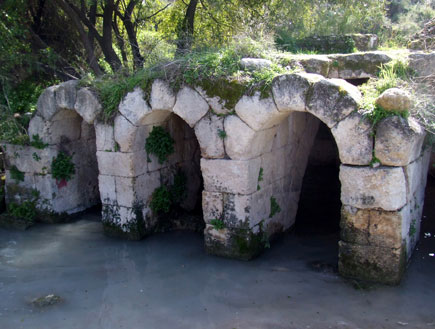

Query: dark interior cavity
[[295, 122, 341, 235]]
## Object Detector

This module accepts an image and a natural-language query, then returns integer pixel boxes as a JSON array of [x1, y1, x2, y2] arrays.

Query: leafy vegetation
[[210, 218, 225, 230], [150, 186, 172, 214], [150, 171, 187, 215], [8, 200, 38, 222], [10, 166, 24, 182], [269, 196, 281, 218], [257, 167, 264, 191], [51, 152, 75, 182], [29, 135, 48, 149], [145, 126, 175, 164]]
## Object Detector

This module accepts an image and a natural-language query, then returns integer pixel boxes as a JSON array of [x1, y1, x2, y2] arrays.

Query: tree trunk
[[101, 0, 122, 71], [53, 0, 103, 76], [176, 0, 198, 55], [122, 0, 144, 70]]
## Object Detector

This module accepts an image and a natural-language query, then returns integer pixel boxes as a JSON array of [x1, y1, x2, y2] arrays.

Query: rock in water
[[31, 294, 62, 307]]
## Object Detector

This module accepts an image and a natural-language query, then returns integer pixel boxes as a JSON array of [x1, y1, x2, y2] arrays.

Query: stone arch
[[3, 80, 100, 218], [2, 71, 430, 284], [201, 73, 429, 284], [96, 81, 224, 239]]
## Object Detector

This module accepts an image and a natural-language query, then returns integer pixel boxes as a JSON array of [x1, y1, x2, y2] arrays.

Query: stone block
[[119, 87, 151, 126], [331, 111, 373, 165], [340, 205, 404, 249], [340, 165, 407, 211], [195, 86, 231, 116], [96, 150, 147, 177], [405, 148, 431, 197], [56, 80, 78, 111], [95, 122, 116, 151], [272, 73, 311, 112], [240, 58, 272, 70], [338, 241, 405, 285], [3, 144, 56, 174], [409, 52, 435, 77], [74, 88, 102, 124], [329, 52, 391, 79], [114, 115, 150, 152], [201, 158, 261, 195], [173, 87, 209, 127], [202, 191, 224, 223], [224, 115, 277, 160], [194, 115, 225, 159], [235, 93, 287, 131], [375, 116, 425, 166], [98, 175, 116, 204], [37, 86, 58, 120], [150, 79, 176, 111], [299, 56, 331, 77], [204, 224, 264, 261], [307, 78, 361, 128]]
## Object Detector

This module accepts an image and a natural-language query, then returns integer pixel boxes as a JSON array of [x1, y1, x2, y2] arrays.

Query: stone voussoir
[[307, 77, 362, 128], [235, 93, 287, 131]]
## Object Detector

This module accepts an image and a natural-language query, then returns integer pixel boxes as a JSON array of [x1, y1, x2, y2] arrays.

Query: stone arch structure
[[95, 84, 207, 239], [3, 81, 100, 218], [2, 72, 430, 284]]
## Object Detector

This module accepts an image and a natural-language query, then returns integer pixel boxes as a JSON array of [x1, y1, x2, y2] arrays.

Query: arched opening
[[3, 104, 101, 227], [149, 113, 204, 233], [294, 120, 341, 236]]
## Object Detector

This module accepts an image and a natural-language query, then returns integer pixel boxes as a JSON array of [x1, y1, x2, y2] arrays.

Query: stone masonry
[[1, 54, 431, 284]]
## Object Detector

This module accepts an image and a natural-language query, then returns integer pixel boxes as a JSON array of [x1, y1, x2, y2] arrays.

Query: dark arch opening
[[152, 113, 204, 234], [294, 122, 341, 236]]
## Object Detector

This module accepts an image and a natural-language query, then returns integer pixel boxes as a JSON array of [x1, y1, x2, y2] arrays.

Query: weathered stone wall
[[1, 51, 432, 284], [2, 82, 100, 219]]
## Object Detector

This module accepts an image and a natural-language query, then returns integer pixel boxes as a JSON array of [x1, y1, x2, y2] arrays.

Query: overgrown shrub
[[145, 126, 175, 164], [51, 152, 75, 182]]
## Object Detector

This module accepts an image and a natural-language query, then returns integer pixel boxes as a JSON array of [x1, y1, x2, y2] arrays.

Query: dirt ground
[[0, 176, 434, 329]]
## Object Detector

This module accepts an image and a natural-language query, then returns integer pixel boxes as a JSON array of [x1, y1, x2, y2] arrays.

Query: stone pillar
[[338, 116, 429, 284]]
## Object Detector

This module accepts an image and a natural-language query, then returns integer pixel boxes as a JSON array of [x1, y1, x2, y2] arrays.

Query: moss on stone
[[338, 241, 407, 285], [101, 203, 147, 241], [205, 226, 265, 261], [197, 78, 247, 111]]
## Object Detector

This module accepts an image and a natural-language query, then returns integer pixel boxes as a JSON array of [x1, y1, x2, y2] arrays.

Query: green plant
[[145, 126, 174, 164], [8, 200, 37, 221], [257, 167, 264, 191], [364, 105, 409, 128], [29, 134, 48, 149], [10, 165, 24, 182], [269, 196, 281, 218], [7, 189, 39, 222], [51, 152, 75, 182], [32, 152, 41, 162], [149, 185, 172, 214], [409, 219, 417, 238], [218, 129, 227, 139], [210, 218, 225, 230]]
